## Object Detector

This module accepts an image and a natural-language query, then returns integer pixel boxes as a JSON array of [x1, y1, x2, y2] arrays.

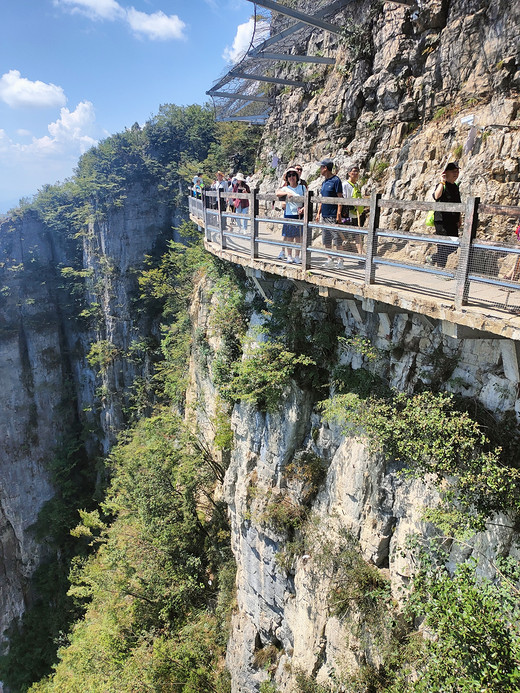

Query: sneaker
[[278, 251, 286, 260], [293, 256, 302, 265], [335, 259, 344, 269], [324, 258, 334, 268]]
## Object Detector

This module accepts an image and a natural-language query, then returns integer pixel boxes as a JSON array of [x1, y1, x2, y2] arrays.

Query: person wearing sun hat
[[430, 161, 462, 268], [276, 167, 306, 264]]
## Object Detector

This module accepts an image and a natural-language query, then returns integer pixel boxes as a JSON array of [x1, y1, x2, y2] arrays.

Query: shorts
[[321, 216, 338, 247], [282, 214, 302, 238]]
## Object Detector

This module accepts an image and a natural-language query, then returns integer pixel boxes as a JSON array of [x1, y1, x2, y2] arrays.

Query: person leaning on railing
[[276, 167, 306, 264], [430, 162, 461, 268]]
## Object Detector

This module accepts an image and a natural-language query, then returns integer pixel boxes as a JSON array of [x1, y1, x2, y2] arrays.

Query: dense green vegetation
[[2, 239, 245, 692], [0, 103, 261, 692], [30, 411, 234, 693], [13, 103, 261, 227]]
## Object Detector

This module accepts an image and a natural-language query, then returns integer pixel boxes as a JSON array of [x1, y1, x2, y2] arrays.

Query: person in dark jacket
[[431, 162, 461, 268]]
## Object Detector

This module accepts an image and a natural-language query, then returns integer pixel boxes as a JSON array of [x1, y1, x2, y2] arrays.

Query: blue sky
[[0, 0, 257, 213]]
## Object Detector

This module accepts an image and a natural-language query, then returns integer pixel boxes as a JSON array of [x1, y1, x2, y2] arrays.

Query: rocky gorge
[[0, 0, 519, 691]]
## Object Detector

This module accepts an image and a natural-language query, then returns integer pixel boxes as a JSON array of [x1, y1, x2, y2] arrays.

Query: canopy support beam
[[228, 71, 306, 88], [245, 0, 342, 34], [207, 91, 273, 102], [254, 52, 335, 64]]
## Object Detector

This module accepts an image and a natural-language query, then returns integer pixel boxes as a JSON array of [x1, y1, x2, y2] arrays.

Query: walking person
[[431, 162, 462, 268], [212, 171, 229, 225], [276, 167, 306, 264], [342, 165, 366, 259], [315, 158, 343, 268], [232, 173, 250, 234]]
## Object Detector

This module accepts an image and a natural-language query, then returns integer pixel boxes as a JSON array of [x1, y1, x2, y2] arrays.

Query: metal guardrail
[[188, 189, 520, 315]]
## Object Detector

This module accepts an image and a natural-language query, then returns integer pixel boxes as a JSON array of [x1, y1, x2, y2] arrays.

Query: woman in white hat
[[275, 168, 306, 264]]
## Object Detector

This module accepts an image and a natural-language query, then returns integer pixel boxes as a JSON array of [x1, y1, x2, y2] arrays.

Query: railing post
[[202, 191, 209, 242], [218, 188, 226, 249], [301, 190, 313, 270], [455, 196, 479, 310], [251, 188, 259, 259], [364, 192, 381, 285]]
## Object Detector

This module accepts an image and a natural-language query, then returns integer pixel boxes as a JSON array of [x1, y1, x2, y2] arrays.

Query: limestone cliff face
[[259, 0, 520, 240], [0, 212, 61, 641], [0, 181, 175, 643], [80, 182, 177, 451], [187, 275, 519, 691]]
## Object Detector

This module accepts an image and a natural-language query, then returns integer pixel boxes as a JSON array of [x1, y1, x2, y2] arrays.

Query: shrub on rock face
[[219, 337, 314, 412]]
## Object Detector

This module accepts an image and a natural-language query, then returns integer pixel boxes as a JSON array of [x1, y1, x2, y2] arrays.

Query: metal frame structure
[[207, 0, 349, 124]]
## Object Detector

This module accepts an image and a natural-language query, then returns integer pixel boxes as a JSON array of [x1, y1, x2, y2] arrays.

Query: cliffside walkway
[[189, 190, 520, 341]]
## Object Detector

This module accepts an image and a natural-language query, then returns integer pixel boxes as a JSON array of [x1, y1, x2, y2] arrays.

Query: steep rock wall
[[0, 181, 176, 644], [187, 273, 519, 691], [259, 0, 520, 240]]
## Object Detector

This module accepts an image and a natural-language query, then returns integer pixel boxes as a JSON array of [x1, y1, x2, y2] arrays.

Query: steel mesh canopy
[[208, 0, 348, 123]]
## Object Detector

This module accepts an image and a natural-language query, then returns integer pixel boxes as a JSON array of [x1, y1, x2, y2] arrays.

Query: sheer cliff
[[258, 0, 520, 241], [0, 180, 175, 650], [0, 1, 519, 691], [186, 274, 520, 692]]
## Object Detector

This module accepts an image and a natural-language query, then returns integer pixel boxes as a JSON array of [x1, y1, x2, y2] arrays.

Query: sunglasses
[[288, 172, 298, 176]]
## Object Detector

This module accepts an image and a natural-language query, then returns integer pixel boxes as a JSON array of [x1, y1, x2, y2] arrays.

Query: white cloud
[[50, 102, 98, 151], [0, 102, 100, 211], [223, 18, 270, 64], [54, 0, 123, 21], [0, 70, 66, 109], [1, 102, 97, 170], [16, 129, 32, 137], [125, 7, 186, 40], [55, 0, 186, 40]]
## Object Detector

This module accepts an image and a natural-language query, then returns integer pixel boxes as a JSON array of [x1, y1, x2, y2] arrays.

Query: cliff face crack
[[17, 321, 38, 444]]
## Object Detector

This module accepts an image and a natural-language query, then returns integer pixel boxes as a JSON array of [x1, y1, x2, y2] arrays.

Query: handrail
[[188, 188, 520, 320]]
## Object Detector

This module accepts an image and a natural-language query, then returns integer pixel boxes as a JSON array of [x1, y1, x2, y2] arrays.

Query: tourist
[[294, 164, 308, 188], [341, 165, 365, 258], [315, 158, 343, 268], [276, 167, 306, 264], [232, 173, 250, 234], [430, 162, 461, 268], [212, 171, 229, 222], [213, 170, 229, 193], [504, 222, 520, 281], [192, 172, 204, 198]]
